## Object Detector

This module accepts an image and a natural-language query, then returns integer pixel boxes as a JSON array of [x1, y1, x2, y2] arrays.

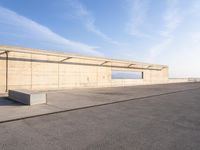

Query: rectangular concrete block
[[8, 90, 46, 105]]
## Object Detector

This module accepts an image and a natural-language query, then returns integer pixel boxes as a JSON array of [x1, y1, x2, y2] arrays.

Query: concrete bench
[[8, 90, 46, 105]]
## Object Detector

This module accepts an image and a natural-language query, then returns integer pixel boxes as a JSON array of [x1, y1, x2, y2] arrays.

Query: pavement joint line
[[46, 103, 65, 110], [0, 86, 200, 124]]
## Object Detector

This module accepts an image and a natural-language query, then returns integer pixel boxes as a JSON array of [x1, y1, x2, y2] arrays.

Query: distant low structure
[[0, 45, 185, 93]]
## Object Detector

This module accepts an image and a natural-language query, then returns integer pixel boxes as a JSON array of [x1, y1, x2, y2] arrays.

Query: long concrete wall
[[0, 46, 169, 93]]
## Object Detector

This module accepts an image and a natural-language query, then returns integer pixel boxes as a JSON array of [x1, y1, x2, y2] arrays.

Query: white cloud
[[65, 0, 120, 45], [0, 6, 103, 56], [148, 0, 182, 61], [125, 0, 151, 38], [147, 1, 200, 78], [120, 0, 200, 78], [190, 32, 200, 43], [160, 0, 181, 37], [148, 38, 172, 61], [160, 38, 200, 78], [189, 0, 200, 14]]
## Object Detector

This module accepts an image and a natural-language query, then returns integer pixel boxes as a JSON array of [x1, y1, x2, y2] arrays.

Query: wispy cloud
[[148, 38, 173, 61], [190, 32, 200, 44], [149, 0, 182, 60], [0, 6, 102, 56], [146, 0, 200, 78], [189, 0, 200, 15], [65, 0, 120, 45], [125, 0, 151, 38], [160, 0, 181, 37]]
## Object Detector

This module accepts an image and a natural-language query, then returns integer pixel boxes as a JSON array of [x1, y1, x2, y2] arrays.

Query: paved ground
[[0, 83, 200, 149], [1, 82, 200, 122]]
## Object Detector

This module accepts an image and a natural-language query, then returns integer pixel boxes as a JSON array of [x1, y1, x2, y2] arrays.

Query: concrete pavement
[[0, 82, 200, 123], [0, 83, 200, 149]]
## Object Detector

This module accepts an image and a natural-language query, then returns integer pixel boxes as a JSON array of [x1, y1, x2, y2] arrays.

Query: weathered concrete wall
[[0, 52, 6, 92], [0, 45, 169, 93]]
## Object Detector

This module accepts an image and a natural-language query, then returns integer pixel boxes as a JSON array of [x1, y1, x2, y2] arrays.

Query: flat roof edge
[[0, 45, 168, 68]]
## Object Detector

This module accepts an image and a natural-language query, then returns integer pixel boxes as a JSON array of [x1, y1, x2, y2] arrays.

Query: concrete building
[[0, 45, 170, 93]]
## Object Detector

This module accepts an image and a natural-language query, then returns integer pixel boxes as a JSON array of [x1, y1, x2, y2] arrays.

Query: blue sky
[[0, 0, 200, 77]]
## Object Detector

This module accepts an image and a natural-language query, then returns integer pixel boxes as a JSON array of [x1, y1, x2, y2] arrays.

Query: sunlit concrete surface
[[0, 45, 170, 93], [8, 90, 46, 105], [0, 83, 200, 149], [0, 82, 199, 122]]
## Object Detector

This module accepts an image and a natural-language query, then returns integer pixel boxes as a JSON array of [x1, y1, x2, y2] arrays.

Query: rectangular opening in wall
[[112, 70, 143, 79]]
